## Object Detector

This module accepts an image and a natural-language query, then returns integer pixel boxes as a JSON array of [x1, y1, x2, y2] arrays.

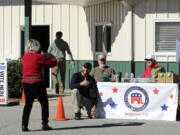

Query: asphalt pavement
[[1, 89, 180, 135]]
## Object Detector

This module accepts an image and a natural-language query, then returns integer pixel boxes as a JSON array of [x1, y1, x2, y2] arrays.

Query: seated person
[[142, 54, 165, 82], [90, 53, 115, 82], [70, 62, 98, 120]]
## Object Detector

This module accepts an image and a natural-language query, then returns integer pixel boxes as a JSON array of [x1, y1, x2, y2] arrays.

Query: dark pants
[[22, 82, 49, 126]]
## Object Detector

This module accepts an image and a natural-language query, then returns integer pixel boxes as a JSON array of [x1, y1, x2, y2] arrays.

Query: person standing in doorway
[[48, 31, 75, 94]]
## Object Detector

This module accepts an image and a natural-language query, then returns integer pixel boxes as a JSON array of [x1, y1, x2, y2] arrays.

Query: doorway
[[20, 25, 50, 88]]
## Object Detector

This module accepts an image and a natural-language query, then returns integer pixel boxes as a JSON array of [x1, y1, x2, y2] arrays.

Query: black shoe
[[55, 84, 59, 94], [22, 125, 30, 132], [42, 124, 53, 131], [74, 113, 81, 120]]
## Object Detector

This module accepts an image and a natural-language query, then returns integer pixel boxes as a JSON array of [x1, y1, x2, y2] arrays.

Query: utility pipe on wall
[[24, 0, 32, 47]]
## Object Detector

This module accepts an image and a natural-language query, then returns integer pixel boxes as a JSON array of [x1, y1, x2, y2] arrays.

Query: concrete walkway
[[8, 88, 88, 117], [8, 88, 72, 107], [1, 88, 180, 135]]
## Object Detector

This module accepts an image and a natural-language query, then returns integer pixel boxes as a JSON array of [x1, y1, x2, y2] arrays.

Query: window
[[154, 21, 180, 55], [95, 24, 111, 53]]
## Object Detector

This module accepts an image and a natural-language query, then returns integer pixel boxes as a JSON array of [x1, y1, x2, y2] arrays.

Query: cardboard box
[[157, 72, 166, 83], [165, 72, 179, 83]]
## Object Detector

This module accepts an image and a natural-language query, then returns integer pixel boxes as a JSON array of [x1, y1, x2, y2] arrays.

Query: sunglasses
[[100, 58, 106, 61]]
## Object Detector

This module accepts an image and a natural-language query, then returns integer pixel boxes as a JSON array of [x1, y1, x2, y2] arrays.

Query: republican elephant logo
[[131, 93, 143, 104], [124, 86, 149, 112]]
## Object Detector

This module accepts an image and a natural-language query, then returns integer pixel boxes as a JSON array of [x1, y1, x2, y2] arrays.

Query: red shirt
[[142, 64, 160, 78], [22, 52, 57, 83]]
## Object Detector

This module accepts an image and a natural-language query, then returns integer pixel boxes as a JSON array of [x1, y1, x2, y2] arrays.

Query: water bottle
[[125, 72, 129, 78], [130, 73, 134, 83], [130, 73, 134, 78], [115, 74, 119, 82], [124, 72, 129, 82]]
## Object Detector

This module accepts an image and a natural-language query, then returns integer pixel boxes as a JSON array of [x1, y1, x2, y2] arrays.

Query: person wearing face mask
[[142, 54, 165, 82], [70, 62, 98, 120], [90, 53, 115, 82]]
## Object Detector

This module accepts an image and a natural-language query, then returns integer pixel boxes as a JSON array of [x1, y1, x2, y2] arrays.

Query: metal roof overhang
[[32, 0, 136, 6], [32, 0, 112, 6]]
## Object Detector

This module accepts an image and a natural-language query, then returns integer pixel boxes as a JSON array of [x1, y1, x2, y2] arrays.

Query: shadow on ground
[[48, 94, 70, 98], [7, 101, 20, 106], [0, 101, 20, 107], [30, 122, 144, 131]]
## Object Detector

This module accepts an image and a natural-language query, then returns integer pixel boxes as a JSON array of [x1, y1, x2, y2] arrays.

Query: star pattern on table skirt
[[153, 88, 159, 95], [112, 87, 118, 93], [170, 94, 174, 99], [161, 104, 168, 111], [110, 101, 118, 109], [99, 92, 103, 97]]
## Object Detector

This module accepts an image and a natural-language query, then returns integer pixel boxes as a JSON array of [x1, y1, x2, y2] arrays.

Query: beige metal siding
[[0, 0, 132, 61], [69, 5, 78, 59], [0, 0, 24, 60], [12, 2, 21, 59], [52, 4, 61, 37], [134, 0, 180, 62], [84, 0, 132, 61], [134, 0, 146, 61], [1, 0, 179, 62], [44, 4, 52, 24], [145, 0, 156, 59], [20, 0, 24, 26], [168, 0, 179, 18], [0, 2, 4, 60], [0, 1, 84, 60], [4, 0, 12, 59], [78, 6, 93, 60]]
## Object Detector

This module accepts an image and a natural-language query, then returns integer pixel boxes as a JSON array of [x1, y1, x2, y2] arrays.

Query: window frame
[[95, 22, 112, 56], [153, 19, 180, 56]]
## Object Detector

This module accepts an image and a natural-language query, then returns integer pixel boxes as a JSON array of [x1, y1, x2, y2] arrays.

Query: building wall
[[0, 0, 133, 61], [134, 0, 180, 62], [0, 0, 179, 89], [84, 0, 132, 61], [0, 0, 24, 60], [0, 0, 94, 61], [1, 0, 180, 62]]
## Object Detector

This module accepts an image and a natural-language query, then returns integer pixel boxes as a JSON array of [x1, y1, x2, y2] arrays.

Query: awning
[[32, 0, 113, 6]]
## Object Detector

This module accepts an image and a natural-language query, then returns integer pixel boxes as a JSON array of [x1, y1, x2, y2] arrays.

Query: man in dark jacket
[[70, 62, 98, 120]]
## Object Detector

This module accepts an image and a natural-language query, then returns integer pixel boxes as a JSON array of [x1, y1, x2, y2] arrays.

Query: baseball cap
[[98, 54, 106, 60], [83, 62, 92, 70], [145, 54, 155, 61]]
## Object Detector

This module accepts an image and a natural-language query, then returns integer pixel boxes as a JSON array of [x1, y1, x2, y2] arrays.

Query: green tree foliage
[[7, 60, 23, 98]]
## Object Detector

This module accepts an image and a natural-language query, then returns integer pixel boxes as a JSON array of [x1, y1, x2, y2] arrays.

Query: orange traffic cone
[[20, 90, 25, 103], [52, 96, 69, 120]]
